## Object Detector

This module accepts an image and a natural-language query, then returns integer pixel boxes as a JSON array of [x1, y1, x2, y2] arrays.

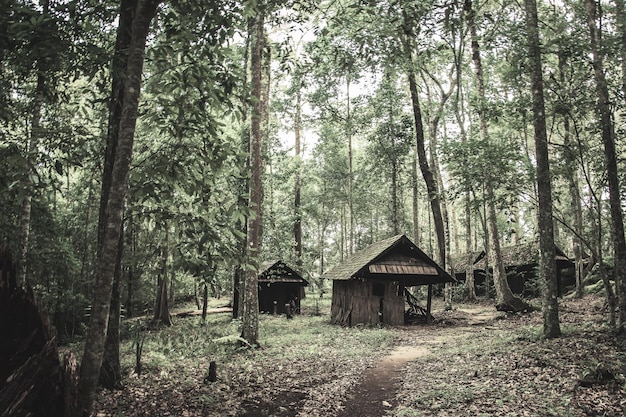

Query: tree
[[153, 225, 172, 325], [402, 4, 447, 272], [97, 0, 137, 390], [364, 69, 413, 235], [241, 4, 265, 347], [524, 0, 560, 338], [585, 0, 626, 332], [76, 0, 161, 414], [463, 0, 528, 311], [10, 0, 68, 287], [421, 57, 458, 308], [293, 71, 303, 269]]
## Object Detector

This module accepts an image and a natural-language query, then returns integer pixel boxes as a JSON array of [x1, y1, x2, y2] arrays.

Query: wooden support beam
[[426, 284, 433, 324]]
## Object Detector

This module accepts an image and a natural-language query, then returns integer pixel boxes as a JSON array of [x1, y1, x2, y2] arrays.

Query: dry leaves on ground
[[93, 296, 626, 417]]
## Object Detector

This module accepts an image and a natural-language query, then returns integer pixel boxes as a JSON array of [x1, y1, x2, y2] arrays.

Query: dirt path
[[335, 306, 500, 417], [335, 345, 430, 417]]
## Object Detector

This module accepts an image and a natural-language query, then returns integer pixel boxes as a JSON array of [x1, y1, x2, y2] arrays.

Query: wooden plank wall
[[331, 280, 404, 326], [382, 280, 404, 326]]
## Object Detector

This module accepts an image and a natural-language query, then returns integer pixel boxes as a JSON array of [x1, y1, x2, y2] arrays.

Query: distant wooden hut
[[453, 242, 573, 296], [322, 234, 455, 326], [258, 260, 308, 315], [450, 250, 487, 282]]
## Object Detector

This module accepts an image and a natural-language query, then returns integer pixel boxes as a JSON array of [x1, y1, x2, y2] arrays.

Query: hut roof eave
[[258, 260, 308, 285], [322, 234, 455, 285]]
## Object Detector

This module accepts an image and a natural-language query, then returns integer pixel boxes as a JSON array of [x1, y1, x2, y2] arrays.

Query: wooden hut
[[258, 260, 308, 315], [450, 250, 487, 283], [454, 242, 574, 296], [323, 234, 455, 326]]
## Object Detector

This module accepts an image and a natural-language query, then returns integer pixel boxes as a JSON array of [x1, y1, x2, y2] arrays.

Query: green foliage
[[443, 135, 531, 210], [2, 0, 625, 356]]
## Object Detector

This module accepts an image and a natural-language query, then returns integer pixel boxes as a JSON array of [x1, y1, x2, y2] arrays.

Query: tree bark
[[241, 10, 265, 347], [97, 0, 136, 389], [422, 68, 456, 307], [451, 44, 476, 300], [202, 283, 208, 322], [524, 0, 561, 338], [346, 75, 354, 255], [17, 0, 54, 288], [77, 1, 160, 415], [411, 144, 420, 246], [563, 117, 585, 299], [464, 0, 527, 310], [232, 24, 252, 320], [402, 8, 446, 273], [294, 74, 303, 269], [586, 0, 626, 332], [558, 52, 585, 299], [153, 228, 172, 326], [99, 227, 124, 389], [615, 0, 626, 106], [126, 212, 136, 317]]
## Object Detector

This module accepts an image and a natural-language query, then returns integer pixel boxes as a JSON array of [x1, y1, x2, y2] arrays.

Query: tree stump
[[204, 361, 217, 383], [0, 245, 75, 417]]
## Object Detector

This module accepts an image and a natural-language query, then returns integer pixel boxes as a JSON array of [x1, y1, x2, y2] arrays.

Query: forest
[[1, 0, 626, 416]]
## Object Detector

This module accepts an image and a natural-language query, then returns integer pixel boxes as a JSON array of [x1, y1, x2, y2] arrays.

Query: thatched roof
[[258, 260, 308, 285], [450, 250, 486, 273], [322, 234, 455, 286], [473, 241, 572, 270]]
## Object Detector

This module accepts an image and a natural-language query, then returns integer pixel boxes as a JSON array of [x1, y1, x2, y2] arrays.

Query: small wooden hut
[[450, 250, 487, 283], [453, 242, 574, 296], [323, 234, 455, 326], [258, 260, 308, 315]]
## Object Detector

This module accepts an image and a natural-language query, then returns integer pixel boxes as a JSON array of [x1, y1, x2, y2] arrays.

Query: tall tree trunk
[[346, 76, 354, 255], [525, 0, 560, 338], [586, 0, 626, 332], [563, 117, 585, 298], [17, 72, 43, 287], [385, 80, 400, 235], [457, 105, 475, 300], [153, 227, 172, 325], [97, 0, 136, 390], [402, 9, 446, 273], [391, 158, 399, 234], [232, 23, 252, 320], [18, 0, 51, 286], [126, 212, 136, 317], [77, 1, 160, 415], [465, 194, 476, 301], [558, 51, 585, 299], [202, 283, 208, 322], [591, 186, 617, 326], [260, 33, 271, 248], [464, 0, 527, 310], [422, 69, 456, 308], [294, 75, 303, 269], [412, 145, 420, 245], [99, 227, 124, 389], [452, 45, 476, 300], [241, 10, 265, 347], [615, 0, 626, 106]]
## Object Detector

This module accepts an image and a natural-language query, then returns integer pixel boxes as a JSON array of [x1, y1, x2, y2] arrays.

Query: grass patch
[[92, 296, 626, 417], [118, 303, 398, 382]]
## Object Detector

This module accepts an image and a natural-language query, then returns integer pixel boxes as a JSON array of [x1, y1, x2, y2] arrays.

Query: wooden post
[[426, 284, 433, 324], [205, 361, 217, 383]]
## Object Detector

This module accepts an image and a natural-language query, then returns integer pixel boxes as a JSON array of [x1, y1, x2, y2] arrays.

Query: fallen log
[[174, 307, 232, 317]]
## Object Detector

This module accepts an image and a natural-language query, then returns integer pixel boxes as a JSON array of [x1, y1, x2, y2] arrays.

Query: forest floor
[[92, 294, 626, 417]]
